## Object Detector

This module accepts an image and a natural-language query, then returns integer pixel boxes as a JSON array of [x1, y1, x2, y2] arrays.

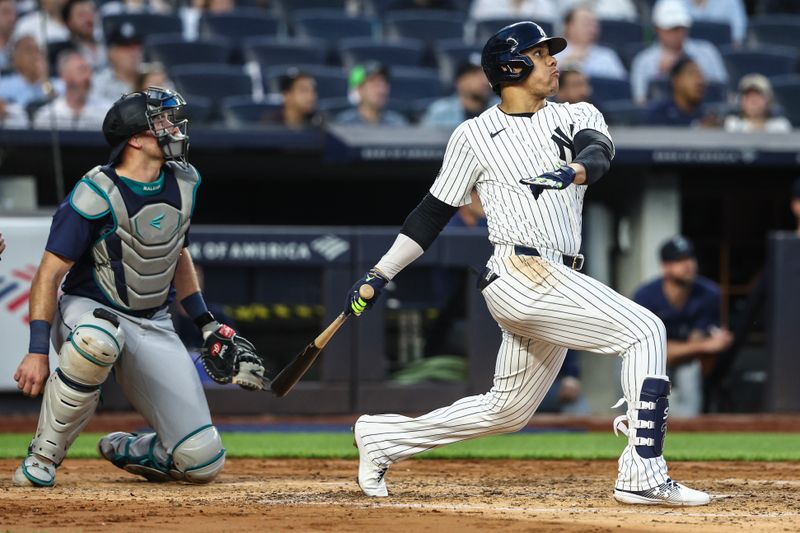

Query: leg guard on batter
[[170, 425, 226, 483], [613, 375, 671, 458], [28, 309, 124, 466]]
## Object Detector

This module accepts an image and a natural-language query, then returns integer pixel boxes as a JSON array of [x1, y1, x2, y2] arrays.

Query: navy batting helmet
[[481, 21, 567, 95]]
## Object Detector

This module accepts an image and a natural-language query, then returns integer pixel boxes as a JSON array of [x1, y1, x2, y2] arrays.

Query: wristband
[[29, 320, 51, 355]]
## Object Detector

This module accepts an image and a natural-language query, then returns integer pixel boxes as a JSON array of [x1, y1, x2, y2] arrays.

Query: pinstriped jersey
[[429, 102, 614, 256]]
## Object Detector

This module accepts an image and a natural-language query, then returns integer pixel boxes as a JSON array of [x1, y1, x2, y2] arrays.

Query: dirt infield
[[0, 459, 797, 532]]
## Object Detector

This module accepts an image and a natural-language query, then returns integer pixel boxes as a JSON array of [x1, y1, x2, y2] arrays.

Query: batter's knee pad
[[30, 308, 124, 465], [613, 374, 671, 460], [170, 425, 226, 483]]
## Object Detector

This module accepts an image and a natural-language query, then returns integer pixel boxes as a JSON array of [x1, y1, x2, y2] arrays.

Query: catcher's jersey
[[429, 102, 613, 256]]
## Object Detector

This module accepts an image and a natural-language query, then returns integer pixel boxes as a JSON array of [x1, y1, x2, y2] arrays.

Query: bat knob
[[359, 284, 375, 300]]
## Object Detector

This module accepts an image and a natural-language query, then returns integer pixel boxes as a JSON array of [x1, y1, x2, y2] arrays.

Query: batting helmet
[[481, 21, 567, 94]]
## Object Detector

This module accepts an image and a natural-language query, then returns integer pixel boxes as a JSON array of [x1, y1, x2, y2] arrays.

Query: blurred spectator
[[90, 22, 143, 104], [386, 0, 459, 10], [135, 61, 172, 91], [32, 49, 105, 130], [421, 60, 494, 129], [634, 236, 733, 417], [470, 0, 559, 23], [646, 56, 717, 126], [630, 0, 727, 104], [13, 0, 70, 47], [0, 0, 17, 72], [559, 0, 637, 21], [537, 350, 589, 414], [336, 63, 407, 126], [723, 74, 792, 133], [0, 100, 29, 128], [559, 5, 627, 80], [0, 36, 62, 107], [447, 189, 487, 228], [63, 0, 106, 71], [684, 0, 747, 46], [267, 69, 320, 128], [181, 0, 236, 41], [100, 0, 172, 16], [555, 65, 592, 104], [792, 178, 800, 236]]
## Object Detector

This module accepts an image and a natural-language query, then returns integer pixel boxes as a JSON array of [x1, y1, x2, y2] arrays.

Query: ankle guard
[[612, 375, 671, 459]]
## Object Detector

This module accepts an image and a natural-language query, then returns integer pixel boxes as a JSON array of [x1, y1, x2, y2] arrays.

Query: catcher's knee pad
[[615, 375, 671, 460], [29, 309, 124, 465], [171, 425, 226, 483]]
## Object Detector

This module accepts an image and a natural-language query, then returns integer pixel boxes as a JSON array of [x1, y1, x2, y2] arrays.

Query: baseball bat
[[270, 284, 375, 398]]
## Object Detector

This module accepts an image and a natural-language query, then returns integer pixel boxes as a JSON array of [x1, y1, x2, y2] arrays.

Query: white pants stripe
[[359, 255, 669, 491]]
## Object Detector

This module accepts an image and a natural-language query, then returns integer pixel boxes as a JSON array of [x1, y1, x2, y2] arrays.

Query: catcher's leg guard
[[170, 425, 226, 483], [19, 309, 124, 486]]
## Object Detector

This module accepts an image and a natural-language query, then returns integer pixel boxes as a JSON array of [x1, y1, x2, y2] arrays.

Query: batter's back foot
[[353, 415, 388, 497], [614, 479, 710, 506]]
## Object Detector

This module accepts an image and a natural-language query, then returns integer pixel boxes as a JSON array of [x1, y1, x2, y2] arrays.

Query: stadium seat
[[599, 99, 646, 126], [473, 19, 552, 45], [243, 37, 328, 69], [721, 46, 799, 89], [145, 35, 231, 69], [770, 74, 800, 126], [433, 40, 482, 86], [102, 13, 182, 41], [689, 20, 733, 47], [293, 10, 378, 44], [589, 77, 632, 106], [645, 79, 729, 104], [199, 9, 284, 45], [181, 94, 214, 125], [338, 38, 426, 69], [274, 0, 348, 18], [749, 15, 800, 51], [388, 66, 445, 101], [263, 65, 348, 99], [383, 10, 466, 46], [317, 97, 352, 118], [171, 64, 254, 118], [597, 19, 644, 50], [364, 0, 468, 15], [221, 95, 283, 126]]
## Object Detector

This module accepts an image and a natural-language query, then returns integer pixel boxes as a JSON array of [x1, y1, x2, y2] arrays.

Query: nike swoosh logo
[[490, 128, 506, 138]]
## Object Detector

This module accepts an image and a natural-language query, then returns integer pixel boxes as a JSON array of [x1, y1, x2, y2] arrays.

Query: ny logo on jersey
[[551, 125, 576, 163]]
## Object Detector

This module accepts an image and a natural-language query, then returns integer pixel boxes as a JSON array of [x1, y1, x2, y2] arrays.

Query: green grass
[[1, 432, 798, 462]]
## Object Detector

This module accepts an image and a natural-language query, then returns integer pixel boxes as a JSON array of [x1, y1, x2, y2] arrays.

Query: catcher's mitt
[[200, 324, 269, 391]]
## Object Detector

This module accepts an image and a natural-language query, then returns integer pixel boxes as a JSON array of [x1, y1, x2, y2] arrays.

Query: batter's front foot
[[614, 479, 710, 506], [98, 432, 173, 482], [13, 454, 56, 487], [353, 415, 388, 497]]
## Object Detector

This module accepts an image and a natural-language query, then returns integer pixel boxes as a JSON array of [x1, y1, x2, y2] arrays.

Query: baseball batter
[[345, 22, 709, 506], [12, 87, 267, 487]]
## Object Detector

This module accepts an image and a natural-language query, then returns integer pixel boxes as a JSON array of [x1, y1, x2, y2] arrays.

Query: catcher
[[12, 87, 267, 487]]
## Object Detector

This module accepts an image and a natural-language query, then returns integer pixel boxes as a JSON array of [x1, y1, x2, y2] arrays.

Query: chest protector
[[70, 162, 198, 311]]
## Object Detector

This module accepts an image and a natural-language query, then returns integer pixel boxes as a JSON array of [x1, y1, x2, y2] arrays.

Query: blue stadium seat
[[293, 10, 377, 44], [473, 19, 553, 45], [598, 99, 646, 126], [646, 79, 729, 104], [338, 38, 426, 69], [243, 37, 328, 69], [263, 65, 348, 99], [274, 0, 349, 18], [749, 15, 800, 51], [171, 64, 253, 118], [145, 35, 231, 68], [316, 97, 352, 118], [364, 0, 468, 16], [597, 19, 644, 50], [221, 95, 283, 126], [433, 39, 482, 85], [689, 20, 733, 47], [383, 10, 466, 46], [102, 13, 182, 41], [181, 94, 213, 125], [389, 66, 444, 101], [589, 77, 632, 106], [770, 74, 800, 126], [721, 46, 799, 89], [199, 9, 284, 45]]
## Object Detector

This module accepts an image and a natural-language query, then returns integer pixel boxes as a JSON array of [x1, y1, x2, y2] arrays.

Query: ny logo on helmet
[[505, 37, 518, 52]]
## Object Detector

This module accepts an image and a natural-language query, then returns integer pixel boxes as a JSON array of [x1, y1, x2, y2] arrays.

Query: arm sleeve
[[573, 129, 614, 185], [428, 122, 482, 206], [45, 199, 97, 261]]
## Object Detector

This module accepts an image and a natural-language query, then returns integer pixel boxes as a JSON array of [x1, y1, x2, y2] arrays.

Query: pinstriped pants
[[358, 254, 670, 491]]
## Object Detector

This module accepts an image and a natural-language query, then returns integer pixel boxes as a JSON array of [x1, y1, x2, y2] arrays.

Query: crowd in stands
[[0, 0, 797, 131]]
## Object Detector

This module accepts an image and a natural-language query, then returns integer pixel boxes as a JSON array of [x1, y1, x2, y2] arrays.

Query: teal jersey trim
[[190, 168, 201, 218], [69, 178, 111, 220], [118, 170, 165, 196]]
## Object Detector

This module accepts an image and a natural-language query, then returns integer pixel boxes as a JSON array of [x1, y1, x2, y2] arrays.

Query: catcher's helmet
[[481, 21, 567, 94], [103, 86, 189, 164]]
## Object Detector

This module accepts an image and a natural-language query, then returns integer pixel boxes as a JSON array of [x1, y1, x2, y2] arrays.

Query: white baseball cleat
[[353, 415, 388, 497], [614, 479, 710, 506], [13, 454, 56, 487]]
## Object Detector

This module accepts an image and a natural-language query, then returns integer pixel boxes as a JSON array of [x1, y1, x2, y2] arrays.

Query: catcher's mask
[[103, 86, 190, 165]]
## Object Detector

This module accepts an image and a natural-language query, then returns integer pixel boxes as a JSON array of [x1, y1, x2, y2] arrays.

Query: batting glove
[[520, 165, 576, 200], [345, 269, 388, 316]]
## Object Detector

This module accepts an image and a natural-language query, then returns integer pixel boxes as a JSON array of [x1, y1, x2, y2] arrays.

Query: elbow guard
[[400, 193, 458, 250], [573, 129, 614, 185]]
